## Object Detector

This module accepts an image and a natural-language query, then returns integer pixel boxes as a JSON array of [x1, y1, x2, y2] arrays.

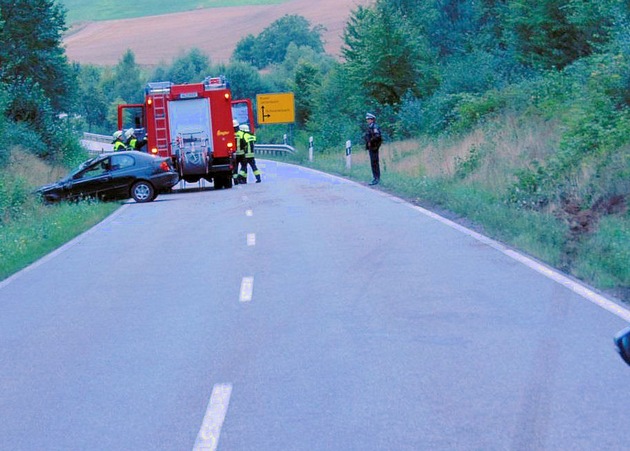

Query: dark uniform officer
[[364, 113, 382, 185]]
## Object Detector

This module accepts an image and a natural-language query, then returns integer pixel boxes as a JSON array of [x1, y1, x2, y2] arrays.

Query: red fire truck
[[117, 76, 254, 189]]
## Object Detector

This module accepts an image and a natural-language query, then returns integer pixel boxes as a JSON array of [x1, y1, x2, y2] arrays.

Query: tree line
[[1, 0, 629, 214]]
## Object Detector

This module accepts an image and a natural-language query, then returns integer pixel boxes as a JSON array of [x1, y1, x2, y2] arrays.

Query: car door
[[107, 154, 138, 198], [66, 158, 113, 199]]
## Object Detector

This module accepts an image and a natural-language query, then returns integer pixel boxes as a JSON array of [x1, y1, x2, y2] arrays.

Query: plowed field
[[63, 0, 372, 66]]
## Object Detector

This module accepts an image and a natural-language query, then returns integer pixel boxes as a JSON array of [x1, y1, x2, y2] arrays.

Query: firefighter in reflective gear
[[240, 124, 261, 183], [232, 120, 246, 185], [112, 130, 127, 151], [124, 128, 147, 151]]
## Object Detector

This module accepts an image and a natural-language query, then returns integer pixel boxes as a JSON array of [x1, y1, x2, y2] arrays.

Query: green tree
[[109, 49, 143, 103], [161, 48, 212, 84], [232, 35, 258, 67], [0, 0, 74, 113], [233, 14, 325, 69], [293, 61, 321, 126], [342, 4, 439, 107], [222, 61, 268, 100], [75, 64, 108, 133], [505, 0, 615, 70]]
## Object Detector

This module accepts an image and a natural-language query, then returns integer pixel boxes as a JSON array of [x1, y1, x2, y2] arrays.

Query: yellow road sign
[[256, 92, 295, 124]]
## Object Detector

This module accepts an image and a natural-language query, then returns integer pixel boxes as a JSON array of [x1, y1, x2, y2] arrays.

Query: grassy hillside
[[60, 0, 288, 23]]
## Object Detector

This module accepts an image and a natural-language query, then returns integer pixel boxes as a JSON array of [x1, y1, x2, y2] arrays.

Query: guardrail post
[[345, 140, 352, 170], [309, 136, 314, 162]]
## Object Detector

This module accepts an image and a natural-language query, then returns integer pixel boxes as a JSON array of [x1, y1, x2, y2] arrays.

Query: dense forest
[[0, 0, 628, 298]]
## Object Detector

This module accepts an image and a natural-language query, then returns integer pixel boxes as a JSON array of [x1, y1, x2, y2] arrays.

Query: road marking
[[240, 276, 254, 302], [193, 383, 232, 451], [245, 209, 253, 217], [247, 233, 256, 246], [407, 204, 630, 322], [281, 164, 630, 323]]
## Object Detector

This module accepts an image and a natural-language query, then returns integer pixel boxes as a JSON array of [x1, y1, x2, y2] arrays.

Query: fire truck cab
[[118, 76, 254, 189]]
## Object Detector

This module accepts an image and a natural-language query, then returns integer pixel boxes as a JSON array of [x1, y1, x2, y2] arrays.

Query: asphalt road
[[1, 161, 629, 450]]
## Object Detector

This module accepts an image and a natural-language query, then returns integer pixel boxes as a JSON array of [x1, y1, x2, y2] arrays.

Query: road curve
[[1, 160, 629, 450]]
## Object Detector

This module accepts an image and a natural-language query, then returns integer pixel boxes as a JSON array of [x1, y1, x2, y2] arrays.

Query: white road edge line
[[281, 162, 630, 323], [408, 203, 630, 322], [240, 276, 254, 302], [193, 383, 233, 451]]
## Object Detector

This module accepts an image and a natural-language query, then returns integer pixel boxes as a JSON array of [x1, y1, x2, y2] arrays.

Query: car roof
[[95, 150, 153, 160]]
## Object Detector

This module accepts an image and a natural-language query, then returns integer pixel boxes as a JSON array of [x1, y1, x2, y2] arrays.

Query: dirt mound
[[63, 0, 371, 66]]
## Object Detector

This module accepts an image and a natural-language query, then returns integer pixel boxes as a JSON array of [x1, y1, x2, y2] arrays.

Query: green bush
[[0, 175, 31, 224], [574, 215, 630, 289]]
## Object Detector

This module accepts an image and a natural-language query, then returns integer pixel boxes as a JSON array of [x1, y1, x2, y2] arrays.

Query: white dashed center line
[[239, 276, 254, 302], [193, 383, 232, 451], [245, 209, 253, 217], [247, 233, 256, 246]]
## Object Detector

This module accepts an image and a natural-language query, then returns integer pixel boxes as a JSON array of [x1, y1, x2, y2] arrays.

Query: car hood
[[35, 179, 67, 193]]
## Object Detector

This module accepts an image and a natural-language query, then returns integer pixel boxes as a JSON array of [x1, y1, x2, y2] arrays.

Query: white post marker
[[283, 133, 288, 145], [240, 276, 254, 302], [309, 136, 314, 162], [193, 383, 233, 451], [345, 140, 352, 170]]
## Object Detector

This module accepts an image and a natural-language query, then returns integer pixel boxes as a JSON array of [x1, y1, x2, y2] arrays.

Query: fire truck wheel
[[215, 174, 233, 189], [131, 181, 155, 203]]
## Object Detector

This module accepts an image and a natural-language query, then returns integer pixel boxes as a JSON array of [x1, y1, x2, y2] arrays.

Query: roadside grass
[[61, 0, 289, 24], [0, 199, 119, 280], [271, 116, 628, 302], [0, 150, 120, 281]]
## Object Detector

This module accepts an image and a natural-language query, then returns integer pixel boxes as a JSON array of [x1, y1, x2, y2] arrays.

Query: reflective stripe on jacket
[[243, 132, 256, 157], [113, 141, 126, 151], [234, 130, 245, 155]]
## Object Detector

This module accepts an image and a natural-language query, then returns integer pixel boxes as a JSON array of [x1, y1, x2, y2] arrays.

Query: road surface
[[1, 161, 629, 450]]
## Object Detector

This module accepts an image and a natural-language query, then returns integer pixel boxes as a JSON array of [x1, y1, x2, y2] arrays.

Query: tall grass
[[0, 150, 119, 281], [0, 200, 119, 280]]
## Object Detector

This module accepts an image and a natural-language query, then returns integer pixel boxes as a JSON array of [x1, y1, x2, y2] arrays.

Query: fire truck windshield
[[167, 98, 212, 151]]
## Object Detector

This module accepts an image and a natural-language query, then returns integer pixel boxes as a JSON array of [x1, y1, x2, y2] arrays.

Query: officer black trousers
[[369, 148, 380, 180]]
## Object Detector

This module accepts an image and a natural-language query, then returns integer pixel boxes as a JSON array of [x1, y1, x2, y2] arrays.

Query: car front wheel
[[131, 181, 155, 203]]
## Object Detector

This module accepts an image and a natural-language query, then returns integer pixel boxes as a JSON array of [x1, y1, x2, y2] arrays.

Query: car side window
[[76, 160, 108, 179], [111, 155, 135, 171]]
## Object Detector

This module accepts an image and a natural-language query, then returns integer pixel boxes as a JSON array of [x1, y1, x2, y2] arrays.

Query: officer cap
[[365, 113, 376, 120]]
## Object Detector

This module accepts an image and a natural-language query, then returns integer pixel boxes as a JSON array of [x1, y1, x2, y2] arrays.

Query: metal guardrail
[[254, 144, 295, 155], [83, 132, 112, 143], [81, 133, 296, 156]]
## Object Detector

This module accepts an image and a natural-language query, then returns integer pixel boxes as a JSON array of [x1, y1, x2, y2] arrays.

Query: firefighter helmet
[[240, 124, 250, 132], [124, 128, 135, 139], [233, 119, 239, 128], [112, 130, 123, 140]]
